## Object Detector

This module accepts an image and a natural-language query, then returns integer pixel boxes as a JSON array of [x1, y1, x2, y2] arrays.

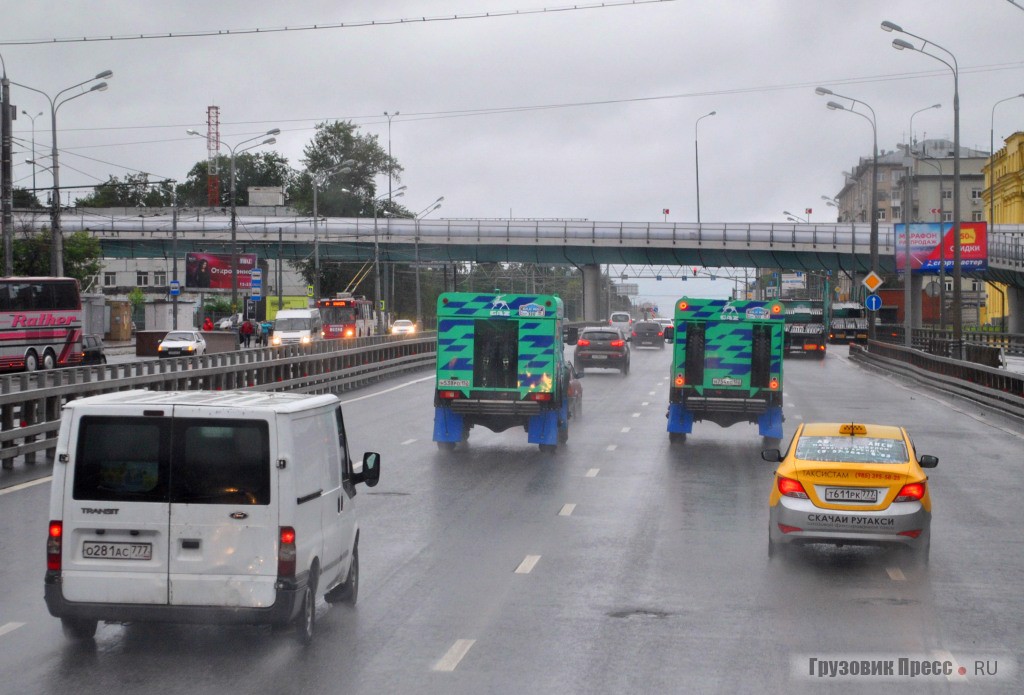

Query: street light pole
[[21, 110, 43, 204], [883, 20, 964, 352], [902, 103, 940, 348], [694, 110, 715, 224], [817, 85, 879, 340], [414, 196, 444, 328], [384, 111, 399, 204], [13, 70, 112, 277], [989, 93, 1024, 227], [371, 186, 405, 334], [188, 128, 279, 308]]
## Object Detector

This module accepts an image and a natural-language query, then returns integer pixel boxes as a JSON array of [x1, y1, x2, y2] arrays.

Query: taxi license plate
[[825, 487, 877, 503], [82, 541, 153, 561]]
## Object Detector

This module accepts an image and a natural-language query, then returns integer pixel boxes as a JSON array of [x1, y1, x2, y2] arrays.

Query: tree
[[13, 187, 43, 209], [177, 151, 293, 208], [76, 173, 174, 207], [13, 226, 102, 285]]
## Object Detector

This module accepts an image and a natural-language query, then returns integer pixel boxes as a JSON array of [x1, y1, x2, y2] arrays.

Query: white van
[[609, 311, 633, 334], [271, 308, 322, 346], [44, 389, 381, 644]]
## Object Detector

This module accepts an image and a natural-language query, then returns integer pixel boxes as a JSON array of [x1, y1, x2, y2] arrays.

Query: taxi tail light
[[777, 477, 808, 499], [610, 339, 625, 348], [47, 520, 63, 572], [576, 338, 591, 347], [898, 529, 923, 539], [438, 390, 463, 400], [527, 392, 553, 402], [278, 526, 297, 578], [895, 482, 926, 502], [778, 524, 802, 535]]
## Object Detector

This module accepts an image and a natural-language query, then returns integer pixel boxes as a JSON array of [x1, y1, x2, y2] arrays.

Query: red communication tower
[[206, 106, 221, 206]]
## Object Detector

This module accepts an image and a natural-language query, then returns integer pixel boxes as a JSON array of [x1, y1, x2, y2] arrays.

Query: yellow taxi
[[762, 422, 938, 562]]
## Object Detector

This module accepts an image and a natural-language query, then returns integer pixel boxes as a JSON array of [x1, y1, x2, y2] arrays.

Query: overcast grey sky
[[3, 0, 1023, 303]]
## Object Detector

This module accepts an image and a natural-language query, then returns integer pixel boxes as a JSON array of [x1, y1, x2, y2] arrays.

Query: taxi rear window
[[794, 436, 908, 464]]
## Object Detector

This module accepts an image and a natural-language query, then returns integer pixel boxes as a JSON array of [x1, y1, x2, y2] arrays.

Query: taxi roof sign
[[839, 423, 868, 436], [861, 271, 884, 293]]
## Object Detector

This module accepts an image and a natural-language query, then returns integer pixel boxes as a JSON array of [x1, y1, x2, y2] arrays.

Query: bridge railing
[[0, 334, 437, 471]]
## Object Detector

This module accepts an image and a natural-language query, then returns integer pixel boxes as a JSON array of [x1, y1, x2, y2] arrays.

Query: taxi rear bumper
[[770, 496, 930, 548]]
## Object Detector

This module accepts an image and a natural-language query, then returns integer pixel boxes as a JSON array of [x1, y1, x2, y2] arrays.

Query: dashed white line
[[0, 623, 25, 637], [433, 639, 476, 672], [648, 391, 656, 396], [621, 427, 631, 433], [605, 444, 617, 452], [641, 401, 649, 406], [558, 503, 576, 516], [585, 468, 599, 477], [885, 567, 906, 581], [631, 412, 641, 418], [401, 439, 416, 446], [515, 555, 541, 574]]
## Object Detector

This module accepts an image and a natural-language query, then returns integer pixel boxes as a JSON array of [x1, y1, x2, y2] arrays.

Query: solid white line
[[0, 623, 25, 637], [401, 439, 416, 446], [0, 477, 51, 496], [621, 427, 631, 433], [585, 468, 599, 477], [515, 555, 541, 574], [558, 503, 576, 516], [340, 375, 434, 405], [885, 567, 906, 581], [605, 444, 617, 452], [433, 639, 476, 672]]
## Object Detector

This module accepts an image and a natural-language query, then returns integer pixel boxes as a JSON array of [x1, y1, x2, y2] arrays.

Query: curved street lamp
[[372, 185, 406, 333], [694, 110, 716, 224], [882, 19, 964, 350], [414, 195, 444, 326], [12, 70, 113, 276], [187, 128, 279, 306], [818, 87, 880, 340], [782, 210, 807, 223]]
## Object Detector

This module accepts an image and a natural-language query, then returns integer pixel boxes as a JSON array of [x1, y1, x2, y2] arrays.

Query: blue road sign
[[865, 293, 882, 311], [169, 280, 180, 297]]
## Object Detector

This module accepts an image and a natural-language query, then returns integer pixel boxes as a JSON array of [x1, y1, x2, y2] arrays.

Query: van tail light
[[576, 338, 591, 347], [47, 520, 63, 572], [610, 339, 625, 348], [895, 482, 926, 502], [278, 526, 296, 578], [777, 477, 808, 499]]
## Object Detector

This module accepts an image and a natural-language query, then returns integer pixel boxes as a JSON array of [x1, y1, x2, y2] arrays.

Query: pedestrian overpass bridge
[[14, 209, 1024, 328]]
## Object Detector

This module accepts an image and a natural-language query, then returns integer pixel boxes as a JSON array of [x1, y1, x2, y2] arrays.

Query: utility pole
[[1, 56, 13, 276]]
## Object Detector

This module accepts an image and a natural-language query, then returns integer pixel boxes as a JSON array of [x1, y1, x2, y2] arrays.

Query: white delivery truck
[[271, 308, 323, 346], [44, 389, 381, 645]]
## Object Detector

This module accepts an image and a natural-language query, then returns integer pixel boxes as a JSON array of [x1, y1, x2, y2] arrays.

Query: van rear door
[[166, 412, 277, 608], [61, 411, 173, 605]]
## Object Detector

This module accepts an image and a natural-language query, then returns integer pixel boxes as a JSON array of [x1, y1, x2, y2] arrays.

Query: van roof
[[63, 389, 338, 414]]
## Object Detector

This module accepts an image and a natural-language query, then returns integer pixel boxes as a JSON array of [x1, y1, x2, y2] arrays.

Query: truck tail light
[[895, 482, 926, 502], [47, 521, 63, 572], [438, 390, 463, 400], [777, 477, 808, 499], [278, 526, 296, 578], [674, 374, 685, 387], [769, 377, 779, 390], [527, 392, 552, 402]]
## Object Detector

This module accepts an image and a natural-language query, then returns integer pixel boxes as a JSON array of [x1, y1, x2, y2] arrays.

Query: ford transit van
[[45, 389, 381, 644], [271, 308, 322, 346]]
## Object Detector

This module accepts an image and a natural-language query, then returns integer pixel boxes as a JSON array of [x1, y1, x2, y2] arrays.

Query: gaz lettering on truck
[[666, 297, 786, 442], [433, 292, 573, 452]]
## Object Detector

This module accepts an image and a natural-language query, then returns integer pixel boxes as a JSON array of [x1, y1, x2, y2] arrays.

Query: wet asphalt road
[[1, 344, 1022, 694]]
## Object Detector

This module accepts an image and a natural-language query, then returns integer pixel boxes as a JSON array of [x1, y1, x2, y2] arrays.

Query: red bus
[[316, 294, 375, 339], [0, 277, 84, 372]]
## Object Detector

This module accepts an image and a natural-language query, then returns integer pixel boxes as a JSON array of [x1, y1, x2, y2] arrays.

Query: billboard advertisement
[[184, 252, 258, 289], [894, 222, 987, 273]]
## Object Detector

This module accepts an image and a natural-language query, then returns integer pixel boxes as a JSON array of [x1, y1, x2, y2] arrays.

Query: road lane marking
[[341, 375, 434, 405], [605, 444, 617, 452], [621, 427, 631, 433], [585, 468, 599, 477], [641, 401, 649, 406], [0, 477, 51, 496], [885, 567, 906, 581], [559, 503, 576, 516], [515, 555, 541, 574], [433, 639, 476, 672], [401, 439, 416, 445], [631, 412, 641, 418], [0, 623, 25, 637], [648, 391, 656, 395]]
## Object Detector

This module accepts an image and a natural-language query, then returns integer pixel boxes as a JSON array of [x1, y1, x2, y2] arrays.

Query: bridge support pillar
[[582, 264, 603, 322], [1008, 285, 1024, 334]]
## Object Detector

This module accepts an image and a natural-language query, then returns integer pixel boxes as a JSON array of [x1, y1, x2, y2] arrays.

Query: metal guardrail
[[852, 341, 1024, 419], [0, 334, 437, 471]]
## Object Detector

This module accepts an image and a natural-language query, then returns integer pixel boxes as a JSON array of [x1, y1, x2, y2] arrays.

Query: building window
[[972, 210, 984, 222], [941, 189, 953, 200], [892, 206, 902, 221], [104, 272, 116, 287], [876, 208, 886, 222], [154, 270, 167, 286], [942, 211, 953, 222], [137, 271, 150, 287], [971, 188, 982, 201]]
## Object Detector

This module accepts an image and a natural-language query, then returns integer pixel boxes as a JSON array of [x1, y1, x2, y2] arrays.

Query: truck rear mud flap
[[669, 396, 782, 437]]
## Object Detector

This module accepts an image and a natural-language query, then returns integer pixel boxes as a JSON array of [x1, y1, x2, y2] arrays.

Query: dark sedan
[[631, 320, 666, 348], [80, 335, 107, 365], [574, 327, 630, 375]]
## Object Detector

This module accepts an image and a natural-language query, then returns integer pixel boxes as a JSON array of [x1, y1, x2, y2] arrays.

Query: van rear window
[[72, 416, 270, 505]]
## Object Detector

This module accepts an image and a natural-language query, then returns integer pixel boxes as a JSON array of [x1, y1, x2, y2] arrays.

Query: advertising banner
[[894, 222, 987, 273], [185, 252, 258, 289]]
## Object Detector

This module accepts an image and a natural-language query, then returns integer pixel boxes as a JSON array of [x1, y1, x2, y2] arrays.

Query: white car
[[216, 314, 242, 330], [390, 319, 416, 335], [157, 331, 207, 358]]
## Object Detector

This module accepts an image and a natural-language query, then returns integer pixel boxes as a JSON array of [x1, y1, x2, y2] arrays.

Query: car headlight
[[301, 335, 311, 344], [271, 336, 281, 346]]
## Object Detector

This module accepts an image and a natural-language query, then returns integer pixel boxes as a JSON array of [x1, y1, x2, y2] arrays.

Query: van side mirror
[[356, 452, 381, 487], [918, 454, 938, 469], [761, 449, 782, 462]]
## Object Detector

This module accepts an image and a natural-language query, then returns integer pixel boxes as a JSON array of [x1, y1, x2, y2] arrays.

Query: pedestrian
[[202, 316, 214, 331], [241, 319, 253, 347], [260, 320, 271, 346]]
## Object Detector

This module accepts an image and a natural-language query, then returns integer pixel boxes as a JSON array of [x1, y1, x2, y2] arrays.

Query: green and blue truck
[[666, 297, 786, 442], [433, 292, 574, 452]]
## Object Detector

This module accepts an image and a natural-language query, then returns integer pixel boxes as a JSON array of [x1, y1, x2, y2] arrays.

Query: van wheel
[[24, 351, 39, 372], [294, 584, 316, 645], [61, 617, 98, 641]]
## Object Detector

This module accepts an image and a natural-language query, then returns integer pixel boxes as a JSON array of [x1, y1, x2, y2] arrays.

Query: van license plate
[[824, 488, 877, 503], [82, 541, 153, 561]]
